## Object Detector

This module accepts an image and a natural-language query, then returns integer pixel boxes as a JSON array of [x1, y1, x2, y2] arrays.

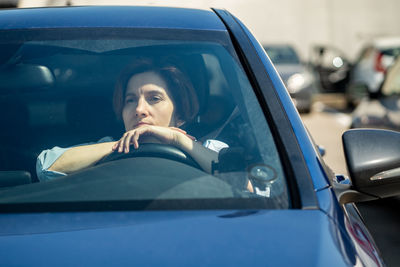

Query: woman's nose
[[135, 97, 149, 117]]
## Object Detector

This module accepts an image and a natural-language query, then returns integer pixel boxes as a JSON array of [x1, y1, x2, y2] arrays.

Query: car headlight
[[286, 72, 312, 93]]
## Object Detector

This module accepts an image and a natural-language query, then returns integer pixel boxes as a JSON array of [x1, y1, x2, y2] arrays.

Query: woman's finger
[[170, 127, 187, 134], [170, 127, 195, 138], [186, 134, 196, 141], [116, 139, 122, 153], [112, 142, 118, 151], [113, 141, 122, 152], [117, 132, 128, 153], [170, 127, 195, 141], [123, 131, 135, 153], [132, 130, 141, 149]]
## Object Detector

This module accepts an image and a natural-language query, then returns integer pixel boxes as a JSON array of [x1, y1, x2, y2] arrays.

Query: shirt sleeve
[[36, 146, 69, 181], [203, 139, 229, 153], [36, 136, 114, 182]]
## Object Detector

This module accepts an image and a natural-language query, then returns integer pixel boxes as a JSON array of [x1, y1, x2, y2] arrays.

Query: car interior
[[0, 28, 291, 211], [0, 41, 260, 188]]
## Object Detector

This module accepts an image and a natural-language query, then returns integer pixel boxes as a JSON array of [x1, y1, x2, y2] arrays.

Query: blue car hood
[[0, 209, 354, 266]]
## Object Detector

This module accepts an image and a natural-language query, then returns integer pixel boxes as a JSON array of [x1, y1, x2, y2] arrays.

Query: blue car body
[[0, 6, 383, 266]]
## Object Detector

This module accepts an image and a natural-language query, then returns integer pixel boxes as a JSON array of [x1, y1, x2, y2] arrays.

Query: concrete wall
[[18, 0, 400, 61]]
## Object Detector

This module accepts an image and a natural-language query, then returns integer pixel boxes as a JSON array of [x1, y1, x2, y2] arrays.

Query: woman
[[36, 59, 228, 181]]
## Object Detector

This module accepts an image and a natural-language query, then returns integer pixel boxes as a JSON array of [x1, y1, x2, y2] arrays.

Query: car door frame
[[212, 8, 321, 210]]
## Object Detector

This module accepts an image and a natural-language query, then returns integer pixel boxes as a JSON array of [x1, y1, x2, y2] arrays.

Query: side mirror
[[317, 145, 326, 157], [341, 129, 400, 203]]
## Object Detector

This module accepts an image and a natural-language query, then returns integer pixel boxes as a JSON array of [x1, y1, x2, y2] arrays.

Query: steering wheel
[[96, 143, 201, 169]]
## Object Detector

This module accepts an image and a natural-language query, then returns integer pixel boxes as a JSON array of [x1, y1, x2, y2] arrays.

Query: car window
[[0, 28, 290, 210]]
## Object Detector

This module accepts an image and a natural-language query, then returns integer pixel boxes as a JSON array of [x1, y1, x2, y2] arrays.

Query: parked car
[[0, 6, 399, 267], [309, 44, 352, 94], [0, 0, 17, 8], [351, 56, 400, 130], [263, 44, 317, 113], [346, 37, 400, 107]]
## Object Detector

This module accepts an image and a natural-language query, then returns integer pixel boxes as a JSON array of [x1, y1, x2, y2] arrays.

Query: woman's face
[[122, 71, 177, 131]]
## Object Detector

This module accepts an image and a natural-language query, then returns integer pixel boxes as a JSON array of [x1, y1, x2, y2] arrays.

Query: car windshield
[[263, 45, 300, 64], [0, 28, 289, 211]]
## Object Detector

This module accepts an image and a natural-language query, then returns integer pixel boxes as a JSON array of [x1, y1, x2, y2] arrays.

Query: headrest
[[0, 64, 54, 93], [184, 95, 235, 139], [0, 99, 29, 142], [66, 96, 124, 139]]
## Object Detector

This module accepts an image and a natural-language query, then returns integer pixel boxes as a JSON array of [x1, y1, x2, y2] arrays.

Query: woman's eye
[[149, 95, 162, 102], [125, 98, 136, 104]]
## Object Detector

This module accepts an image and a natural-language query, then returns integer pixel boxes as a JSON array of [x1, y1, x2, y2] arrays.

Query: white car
[[346, 37, 400, 106], [351, 56, 400, 130]]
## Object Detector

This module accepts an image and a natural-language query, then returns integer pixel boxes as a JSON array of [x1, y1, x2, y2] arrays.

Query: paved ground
[[301, 96, 400, 267]]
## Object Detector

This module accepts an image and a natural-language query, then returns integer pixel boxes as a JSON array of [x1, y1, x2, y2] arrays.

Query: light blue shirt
[[36, 137, 228, 181]]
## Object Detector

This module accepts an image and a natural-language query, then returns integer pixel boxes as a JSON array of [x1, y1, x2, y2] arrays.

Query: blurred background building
[[13, 0, 400, 63]]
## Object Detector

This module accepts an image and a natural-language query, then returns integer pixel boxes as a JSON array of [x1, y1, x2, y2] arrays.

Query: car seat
[[0, 97, 34, 184]]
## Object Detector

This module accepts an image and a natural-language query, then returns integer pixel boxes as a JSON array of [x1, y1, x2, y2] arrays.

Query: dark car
[[0, 0, 17, 9], [351, 56, 400, 130], [263, 44, 317, 113], [309, 44, 351, 95], [0, 6, 399, 266]]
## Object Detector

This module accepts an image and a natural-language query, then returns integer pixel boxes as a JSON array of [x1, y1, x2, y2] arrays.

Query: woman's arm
[[48, 141, 117, 174], [112, 126, 253, 191], [177, 135, 254, 193], [173, 132, 218, 173]]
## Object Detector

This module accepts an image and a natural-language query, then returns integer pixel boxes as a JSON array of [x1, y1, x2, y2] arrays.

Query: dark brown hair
[[113, 58, 199, 125]]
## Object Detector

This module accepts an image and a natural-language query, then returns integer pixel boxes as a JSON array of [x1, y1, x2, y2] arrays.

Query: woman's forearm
[[48, 141, 117, 174], [176, 134, 254, 191], [175, 134, 218, 173]]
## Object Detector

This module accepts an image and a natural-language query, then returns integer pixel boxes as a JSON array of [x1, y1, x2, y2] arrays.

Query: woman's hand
[[112, 125, 195, 153], [112, 125, 218, 173]]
